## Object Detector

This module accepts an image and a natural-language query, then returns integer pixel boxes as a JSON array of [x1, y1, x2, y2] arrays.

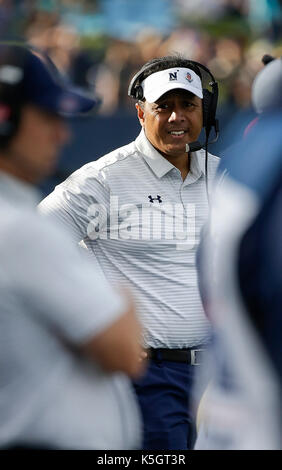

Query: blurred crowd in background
[[1, 0, 281, 192], [1, 0, 282, 116], [0, 3, 281, 450]]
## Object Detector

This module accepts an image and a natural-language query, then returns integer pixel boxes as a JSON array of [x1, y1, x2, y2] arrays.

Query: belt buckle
[[190, 349, 204, 365]]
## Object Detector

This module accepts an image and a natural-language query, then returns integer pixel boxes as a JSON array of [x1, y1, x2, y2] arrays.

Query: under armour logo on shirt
[[148, 195, 162, 203]]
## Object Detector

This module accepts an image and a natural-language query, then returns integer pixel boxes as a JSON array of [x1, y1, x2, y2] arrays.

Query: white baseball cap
[[141, 67, 203, 103]]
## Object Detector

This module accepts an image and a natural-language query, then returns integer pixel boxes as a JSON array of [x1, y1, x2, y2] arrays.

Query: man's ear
[[136, 102, 145, 128]]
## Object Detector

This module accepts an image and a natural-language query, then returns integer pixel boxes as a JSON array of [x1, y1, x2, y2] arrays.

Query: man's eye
[[156, 103, 169, 110]]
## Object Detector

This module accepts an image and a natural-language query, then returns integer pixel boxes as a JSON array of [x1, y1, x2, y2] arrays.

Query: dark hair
[[139, 54, 203, 82]]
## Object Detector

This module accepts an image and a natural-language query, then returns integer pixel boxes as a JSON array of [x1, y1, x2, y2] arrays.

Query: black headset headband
[[128, 58, 219, 138], [128, 59, 217, 97]]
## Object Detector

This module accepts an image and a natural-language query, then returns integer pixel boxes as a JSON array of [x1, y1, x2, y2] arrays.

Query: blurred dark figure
[[195, 57, 282, 449], [0, 44, 144, 450]]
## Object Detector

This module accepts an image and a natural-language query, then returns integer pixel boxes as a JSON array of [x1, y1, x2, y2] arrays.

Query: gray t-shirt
[[0, 172, 141, 449]]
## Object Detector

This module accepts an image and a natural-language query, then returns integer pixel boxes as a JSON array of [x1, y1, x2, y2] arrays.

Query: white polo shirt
[[39, 129, 220, 349]]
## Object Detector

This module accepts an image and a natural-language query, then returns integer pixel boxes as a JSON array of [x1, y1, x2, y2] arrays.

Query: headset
[[128, 58, 219, 148], [128, 58, 220, 202]]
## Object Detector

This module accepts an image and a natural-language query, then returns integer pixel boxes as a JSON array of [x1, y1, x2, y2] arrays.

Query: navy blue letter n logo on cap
[[169, 72, 178, 81]]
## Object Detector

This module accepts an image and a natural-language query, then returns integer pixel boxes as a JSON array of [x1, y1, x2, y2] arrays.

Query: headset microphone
[[186, 142, 202, 153], [186, 117, 219, 153]]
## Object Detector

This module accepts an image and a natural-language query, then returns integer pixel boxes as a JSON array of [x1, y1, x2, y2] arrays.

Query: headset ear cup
[[135, 85, 144, 100], [128, 79, 143, 100], [128, 61, 163, 100], [128, 68, 145, 99]]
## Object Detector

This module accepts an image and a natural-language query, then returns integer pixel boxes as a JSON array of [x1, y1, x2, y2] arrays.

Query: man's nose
[[168, 107, 185, 122]]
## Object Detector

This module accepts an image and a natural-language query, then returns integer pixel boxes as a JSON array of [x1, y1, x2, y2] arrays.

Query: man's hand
[[139, 350, 148, 362]]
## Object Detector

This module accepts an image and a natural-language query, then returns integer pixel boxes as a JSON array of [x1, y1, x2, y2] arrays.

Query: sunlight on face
[[137, 89, 203, 160]]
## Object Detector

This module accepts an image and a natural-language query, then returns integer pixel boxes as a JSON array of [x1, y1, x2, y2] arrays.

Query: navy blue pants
[[133, 357, 202, 450]]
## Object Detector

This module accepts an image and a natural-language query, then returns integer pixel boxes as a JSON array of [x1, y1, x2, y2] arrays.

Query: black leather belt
[[148, 348, 205, 365]]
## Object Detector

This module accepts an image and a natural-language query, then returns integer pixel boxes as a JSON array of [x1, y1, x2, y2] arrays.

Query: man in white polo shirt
[[39, 55, 220, 449]]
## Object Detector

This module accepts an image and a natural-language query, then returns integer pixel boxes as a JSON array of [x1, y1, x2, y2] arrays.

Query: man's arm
[[38, 166, 109, 246], [5, 214, 145, 378], [83, 294, 145, 378], [38, 168, 146, 376]]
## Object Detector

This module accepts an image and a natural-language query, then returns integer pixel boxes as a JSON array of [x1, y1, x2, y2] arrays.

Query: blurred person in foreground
[[39, 54, 220, 450], [0, 44, 144, 450], [195, 56, 282, 450]]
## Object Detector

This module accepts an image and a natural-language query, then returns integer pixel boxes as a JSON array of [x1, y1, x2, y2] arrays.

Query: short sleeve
[[2, 213, 127, 344], [38, 164, 110, 246]]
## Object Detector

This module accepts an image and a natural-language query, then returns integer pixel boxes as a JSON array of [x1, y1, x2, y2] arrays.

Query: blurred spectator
[[207, 38, 243, 79], [24, 11, 100, 100], [248, 0, 282, 40], [2, 0, 280, 180], [95, 38, 137, 114], [13, 1, 280, 119]]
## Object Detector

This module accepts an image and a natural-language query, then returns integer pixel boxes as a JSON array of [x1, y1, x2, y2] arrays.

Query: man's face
[[137, 89, 203, 160], [6, 104, 70, 183]]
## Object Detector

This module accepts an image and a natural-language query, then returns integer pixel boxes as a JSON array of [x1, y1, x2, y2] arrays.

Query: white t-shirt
[[0, 172, 141, 449]]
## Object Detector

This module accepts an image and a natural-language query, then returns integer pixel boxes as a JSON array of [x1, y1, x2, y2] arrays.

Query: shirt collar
[[135, 129, 175, 178], [189, 149, 206, 179], [0, 171, 41, 207], [135, 129, 206, 180]]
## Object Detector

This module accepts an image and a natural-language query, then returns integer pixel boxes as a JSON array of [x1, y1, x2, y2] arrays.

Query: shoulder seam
[[89, 142, 138, 172]]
